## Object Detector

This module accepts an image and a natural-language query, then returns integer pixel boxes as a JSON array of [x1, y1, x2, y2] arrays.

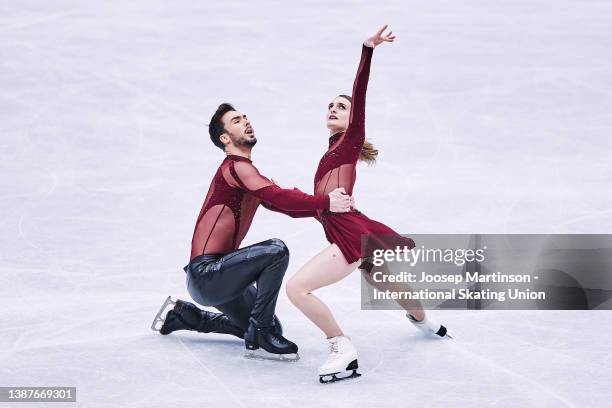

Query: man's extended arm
[[260, 201, 318, 218], [229, 161, 350, 212]]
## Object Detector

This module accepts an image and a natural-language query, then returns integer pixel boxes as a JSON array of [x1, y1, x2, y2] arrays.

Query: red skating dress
[[265, 45, 415, 264], [190, 155, 329, 260]]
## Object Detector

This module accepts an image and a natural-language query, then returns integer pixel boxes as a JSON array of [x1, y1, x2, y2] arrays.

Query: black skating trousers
[[184, 238, 289, 329]]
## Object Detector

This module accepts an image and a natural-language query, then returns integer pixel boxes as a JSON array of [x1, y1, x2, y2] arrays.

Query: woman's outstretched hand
[[364, 24, 396, 48]]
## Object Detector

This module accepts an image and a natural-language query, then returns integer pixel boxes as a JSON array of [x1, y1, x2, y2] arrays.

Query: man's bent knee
[[266, 238, 289, 258]]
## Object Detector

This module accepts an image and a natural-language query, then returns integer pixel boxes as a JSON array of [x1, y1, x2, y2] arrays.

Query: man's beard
[[238, 136, 257, 147]]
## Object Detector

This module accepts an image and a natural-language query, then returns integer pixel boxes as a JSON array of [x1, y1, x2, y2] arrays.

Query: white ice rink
[[2, 1, 612, 406]]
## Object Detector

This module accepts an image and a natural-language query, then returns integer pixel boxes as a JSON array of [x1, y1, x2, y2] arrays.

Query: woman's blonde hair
[[338, 94, 378, 165]]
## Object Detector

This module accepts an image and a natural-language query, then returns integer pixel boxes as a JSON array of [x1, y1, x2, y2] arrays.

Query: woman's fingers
[[384, 32, 396, 42], [376, 24, 388, 36], [343, 194, 351, 209], [377, 26, 395, 44], [366, 25, 394, 48]]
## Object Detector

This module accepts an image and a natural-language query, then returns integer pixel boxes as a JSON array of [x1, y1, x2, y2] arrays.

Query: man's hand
[[349, 196, 357, 212], [328, 187, 352, 213], [364, 24, 396, 48]]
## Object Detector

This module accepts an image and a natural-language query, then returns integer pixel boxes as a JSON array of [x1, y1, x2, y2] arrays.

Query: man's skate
[[150, 296, 243, 338], [318, 336, 361, 384], [151, 296, 177, 332], [407, 313, 452, 339], [244, 322, 299, 362]]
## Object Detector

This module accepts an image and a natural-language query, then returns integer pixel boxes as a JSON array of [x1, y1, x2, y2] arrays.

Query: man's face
[[220, 110, 256, 148]]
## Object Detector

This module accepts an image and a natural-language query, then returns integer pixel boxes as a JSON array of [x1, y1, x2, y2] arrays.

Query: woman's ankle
[[326, 331, 343, 339], [407, 310, 425, 322]]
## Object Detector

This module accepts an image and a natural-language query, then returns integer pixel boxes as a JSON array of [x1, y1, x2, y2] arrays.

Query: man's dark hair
[[209, 103, 235, 150]]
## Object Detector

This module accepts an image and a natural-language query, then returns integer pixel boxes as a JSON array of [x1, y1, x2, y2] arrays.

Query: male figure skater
[[151, 103, 353, 360]]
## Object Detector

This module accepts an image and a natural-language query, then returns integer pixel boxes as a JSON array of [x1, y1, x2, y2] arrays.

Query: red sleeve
[[229, 161, 329, 211], [345, 44, 373, 141], [261, 201, 318, 219]]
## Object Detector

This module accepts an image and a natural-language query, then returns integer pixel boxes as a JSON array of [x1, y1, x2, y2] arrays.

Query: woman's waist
[[319, 208, 363, 217], [317, 209, 366, 225]]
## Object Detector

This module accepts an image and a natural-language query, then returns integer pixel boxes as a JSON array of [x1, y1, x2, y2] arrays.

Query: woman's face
[[326, 96, 351, 133]]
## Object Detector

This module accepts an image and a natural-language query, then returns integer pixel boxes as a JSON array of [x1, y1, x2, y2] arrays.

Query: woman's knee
[[285, 277, 307, 304]]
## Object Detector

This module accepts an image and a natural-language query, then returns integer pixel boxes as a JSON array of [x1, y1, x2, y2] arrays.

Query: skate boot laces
[[321, 337, 345, 367], [321, 345, 340, 369], [327, 340, 339, 359]]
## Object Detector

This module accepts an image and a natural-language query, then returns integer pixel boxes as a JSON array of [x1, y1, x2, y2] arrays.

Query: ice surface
[[1, 1, 611, 407]]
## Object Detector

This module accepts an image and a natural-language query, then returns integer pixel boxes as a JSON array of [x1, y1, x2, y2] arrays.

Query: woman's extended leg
[[286, 244, 360, 338], [360, 264, 449, 337], [360, 266, 425, 321]]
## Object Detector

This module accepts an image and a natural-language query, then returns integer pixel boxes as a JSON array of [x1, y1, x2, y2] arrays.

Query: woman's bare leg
[[286, 244, 360, 338], [360, 265, 425, 321]]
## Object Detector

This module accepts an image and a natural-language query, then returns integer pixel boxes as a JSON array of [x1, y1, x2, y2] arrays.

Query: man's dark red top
[[190, 155, 329, 260]]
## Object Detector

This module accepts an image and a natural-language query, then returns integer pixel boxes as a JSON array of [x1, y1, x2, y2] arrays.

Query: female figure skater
[[264, 25, 450, 382]]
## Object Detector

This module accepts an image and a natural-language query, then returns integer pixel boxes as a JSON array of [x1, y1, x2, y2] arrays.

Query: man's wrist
[[320, 194, 331, 210]]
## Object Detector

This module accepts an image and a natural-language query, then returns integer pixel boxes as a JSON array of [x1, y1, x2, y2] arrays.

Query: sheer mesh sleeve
[[229, 161, 329, 211], [261, 201, 318, 218]]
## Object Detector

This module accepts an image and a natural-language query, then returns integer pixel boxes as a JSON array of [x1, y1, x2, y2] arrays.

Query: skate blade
[[319, 370, 361, 384], [430, 332, 453, 339], [150, 296, 177, 332], [434, 325, 452, 339], [244, 349, 300, 362]]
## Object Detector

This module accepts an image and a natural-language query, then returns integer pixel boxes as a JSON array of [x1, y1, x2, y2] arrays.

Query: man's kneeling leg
[[215, 285, 284, 336], [160, 299, 244, 339]]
